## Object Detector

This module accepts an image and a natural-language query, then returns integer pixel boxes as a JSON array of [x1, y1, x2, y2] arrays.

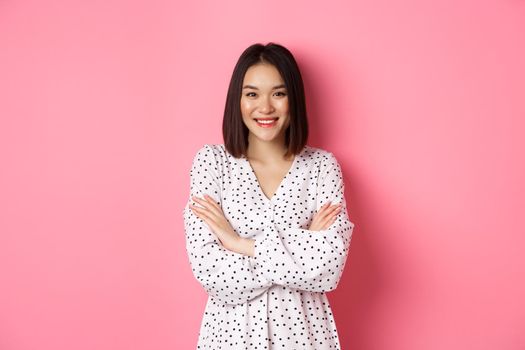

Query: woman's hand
[[308, 201, 342, 231], [190, 194, 243, 252]]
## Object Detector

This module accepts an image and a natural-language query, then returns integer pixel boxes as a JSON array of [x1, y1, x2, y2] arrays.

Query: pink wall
[[1, 0, 524, 349]]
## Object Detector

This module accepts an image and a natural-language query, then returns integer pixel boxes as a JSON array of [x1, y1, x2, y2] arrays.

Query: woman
[[183, 42, 355, 349]]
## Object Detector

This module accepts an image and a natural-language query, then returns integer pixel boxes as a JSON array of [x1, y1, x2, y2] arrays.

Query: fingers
[[319, 201, 334, 213], [318, 202, 342, 217], [317, 202, 343, 229], [189, 202, 213, 222], [190, 203, 221, 237], [325, 204, 342, 216], [308, 201, 343, 231], [321, 212, 339, 229], [203, 194, 221, 210], [191, 195, 222, 218]]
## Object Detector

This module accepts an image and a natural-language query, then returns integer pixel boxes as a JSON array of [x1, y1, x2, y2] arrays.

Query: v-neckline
[[243, 147, 304, 204]]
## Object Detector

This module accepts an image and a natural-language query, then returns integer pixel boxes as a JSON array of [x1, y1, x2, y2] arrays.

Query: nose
[[258, 95, 274, 114]]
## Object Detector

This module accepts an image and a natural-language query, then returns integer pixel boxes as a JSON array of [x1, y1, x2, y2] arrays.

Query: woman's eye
[[245, 91, 286, 98]]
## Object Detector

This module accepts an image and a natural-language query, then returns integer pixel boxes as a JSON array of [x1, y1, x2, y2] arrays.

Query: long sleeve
[[183, 144, 274, 305], [253, 152, 355, 292]]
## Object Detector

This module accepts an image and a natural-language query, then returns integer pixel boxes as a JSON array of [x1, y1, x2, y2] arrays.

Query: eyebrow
[[242, 84, 286, 90]]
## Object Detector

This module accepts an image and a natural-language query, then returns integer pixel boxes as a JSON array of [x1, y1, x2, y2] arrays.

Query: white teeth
[[256, 118, 278, 124]]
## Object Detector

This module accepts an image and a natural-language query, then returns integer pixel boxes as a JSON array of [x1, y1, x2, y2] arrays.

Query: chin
[[251, 131, 281, 142], [255, 135, 279, 142]]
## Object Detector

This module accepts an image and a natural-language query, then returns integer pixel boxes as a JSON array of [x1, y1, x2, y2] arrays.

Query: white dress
[[183, 143, 355, 350]]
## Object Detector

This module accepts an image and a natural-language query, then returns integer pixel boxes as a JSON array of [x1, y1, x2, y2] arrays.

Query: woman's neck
[[246, 135, 291, 163]]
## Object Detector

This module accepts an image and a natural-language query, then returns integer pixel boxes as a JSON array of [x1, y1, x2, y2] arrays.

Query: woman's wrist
[[228, 237, 255, 257]]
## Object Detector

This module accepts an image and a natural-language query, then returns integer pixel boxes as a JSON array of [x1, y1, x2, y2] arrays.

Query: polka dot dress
[[183, 143, 355, 349]]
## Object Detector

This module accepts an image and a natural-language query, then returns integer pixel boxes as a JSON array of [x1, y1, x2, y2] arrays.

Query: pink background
[[1, 0, 524, 349]]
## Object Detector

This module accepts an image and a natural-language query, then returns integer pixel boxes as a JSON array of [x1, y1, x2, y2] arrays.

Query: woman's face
[[240, 63, 290, 144]]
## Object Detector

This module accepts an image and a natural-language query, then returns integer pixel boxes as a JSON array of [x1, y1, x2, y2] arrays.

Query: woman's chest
[[219, 160, 320, 237], [247, 158, 294, 201]]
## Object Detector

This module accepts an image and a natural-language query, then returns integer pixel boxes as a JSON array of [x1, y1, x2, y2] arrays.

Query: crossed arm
[[183, 144, 355, 305], [189, 194, 342, 256]]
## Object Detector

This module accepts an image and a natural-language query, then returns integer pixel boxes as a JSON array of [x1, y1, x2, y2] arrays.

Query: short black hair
[[223, 42, 308, 158]]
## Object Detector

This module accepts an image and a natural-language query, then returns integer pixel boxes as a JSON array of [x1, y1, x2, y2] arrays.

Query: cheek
[[240, 99, 253, 115], [276, 99, 289, 111]]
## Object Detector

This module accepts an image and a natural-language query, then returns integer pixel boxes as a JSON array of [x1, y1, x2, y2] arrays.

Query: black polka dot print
[[183, 143, 355, 349]]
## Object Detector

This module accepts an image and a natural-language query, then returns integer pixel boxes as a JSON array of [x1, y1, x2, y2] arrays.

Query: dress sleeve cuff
[[252, 225, 277, 281]]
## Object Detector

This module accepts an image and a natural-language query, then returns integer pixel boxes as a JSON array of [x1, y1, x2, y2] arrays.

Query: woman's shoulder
[[302, 145, 339, 164], [189, 144, 227, 179], [191, 144, 230, 171], [193, 143, 227, 158]]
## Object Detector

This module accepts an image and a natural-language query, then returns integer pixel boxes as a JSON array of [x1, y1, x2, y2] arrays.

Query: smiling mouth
[[254, 118, 279, 127]]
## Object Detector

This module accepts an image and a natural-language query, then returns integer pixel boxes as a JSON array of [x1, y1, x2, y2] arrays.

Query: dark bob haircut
[[222, 42, 309, 158]]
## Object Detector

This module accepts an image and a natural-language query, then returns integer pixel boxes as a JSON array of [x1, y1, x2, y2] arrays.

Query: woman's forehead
[[243, 64, 285, 87]]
